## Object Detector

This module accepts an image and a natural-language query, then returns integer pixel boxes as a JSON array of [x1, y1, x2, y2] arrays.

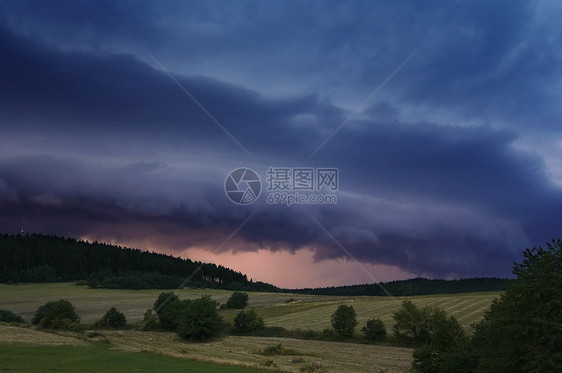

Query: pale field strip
[[102, 330, 413, 373], [0, 325, 412, 372], [0, 325, 86, 346], [262, 293, 499, 332]]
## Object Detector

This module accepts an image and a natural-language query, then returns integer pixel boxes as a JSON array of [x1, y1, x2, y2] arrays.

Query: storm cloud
[[1, 1, 561, 284]]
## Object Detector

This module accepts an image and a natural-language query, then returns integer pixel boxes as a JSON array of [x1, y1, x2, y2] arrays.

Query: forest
[[292, 277, 513, 296], [0, 234, 277, 291], [1, 234, 512, 295]]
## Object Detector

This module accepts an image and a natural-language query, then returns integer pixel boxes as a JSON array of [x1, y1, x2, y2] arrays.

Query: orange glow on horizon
[[180, 247, 416, 289], [78, 235, 416, 288]]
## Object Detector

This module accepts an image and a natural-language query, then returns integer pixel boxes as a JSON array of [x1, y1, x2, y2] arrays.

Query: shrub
[[261, 360, 277, 367], [322, 328, 336, 340], [362, 318, 387, 341], [260, 343, 301, 356], [95, 307, 127, 329], [87, 331, 105, 338], [46, 317, 83, 332], [331, 305, 358, 338], [178, 295, 223, 340], [303, 328, 316, 339], [299, 361, 327, 372], [247, 326, 286, 337], [32, 299, 80, 329], [464, 240, 562, 373], [226, 291, 249, 309], [153, 292, 189, 331], [0, 309, 24, 323], [86, 331, 110, 343], [411, 314, 467, 372], [142, 309, 159, 330], [392, 300, 446, 346], [234, 309, 264, 334]]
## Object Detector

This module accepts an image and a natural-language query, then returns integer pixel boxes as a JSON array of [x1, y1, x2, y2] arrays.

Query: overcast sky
[[1, 0, 561, 288]]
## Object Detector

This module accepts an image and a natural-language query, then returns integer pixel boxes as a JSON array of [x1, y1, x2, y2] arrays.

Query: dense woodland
[[0, 234, 512, 295], [0, 234, 277, 291], [292, 277, 513, 296]]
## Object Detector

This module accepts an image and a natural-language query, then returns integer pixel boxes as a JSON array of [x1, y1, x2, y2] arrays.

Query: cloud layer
[[1, 1, 562, 285]]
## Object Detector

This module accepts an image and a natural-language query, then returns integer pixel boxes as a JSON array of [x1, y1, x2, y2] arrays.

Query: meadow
[[0, 337, 270, 372], [0, 282, 498, 330], [0, 283, 500, 372]]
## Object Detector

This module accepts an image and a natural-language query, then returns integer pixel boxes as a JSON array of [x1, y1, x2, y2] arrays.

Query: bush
[[226, 291, 249, 309], [411, 314, 467, 372], [86, 331, 110, 343], [362, 318, 387, 341], [246, 326, 286, 337], [299, 361, 327, 372], [32, 299, 80, 329], [467, 240, 562, 373], [178, 295, 223, 340], [142, 309, 159, 330], [261, 360, 277, 368], [260, 343, 301, 356], [322, 328, 336, 340], [94, 307, 127, 329], [392, 300, 449, 346], [48, 317, 84, 332], [0, 309, 24, 323], [153, 292, 190, 331], [331, 305, 358, 338], [234, 309, 264, 334]]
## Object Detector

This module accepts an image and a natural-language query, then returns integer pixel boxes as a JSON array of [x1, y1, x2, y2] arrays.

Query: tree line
[[291, 277, 513, 296], [0, 234, 277, 292], [1, 234, 515, 295]]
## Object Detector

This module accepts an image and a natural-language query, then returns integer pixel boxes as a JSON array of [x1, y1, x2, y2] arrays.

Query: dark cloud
[[3, 1, 561, 132], [0, 22, 341, 162], [0, 2, 561, 283], [323, 121, 560, 217]]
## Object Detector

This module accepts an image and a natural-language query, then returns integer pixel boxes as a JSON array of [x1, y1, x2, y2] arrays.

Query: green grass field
[[0, 343, 270, 372], [0, 283, 501, 372]]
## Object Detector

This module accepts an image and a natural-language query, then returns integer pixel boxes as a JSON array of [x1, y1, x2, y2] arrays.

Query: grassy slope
[[251, 292, 497, 332], [0, 325, 413, 373], [0, 283, 499, 373], [0, 283, 499, 331]]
